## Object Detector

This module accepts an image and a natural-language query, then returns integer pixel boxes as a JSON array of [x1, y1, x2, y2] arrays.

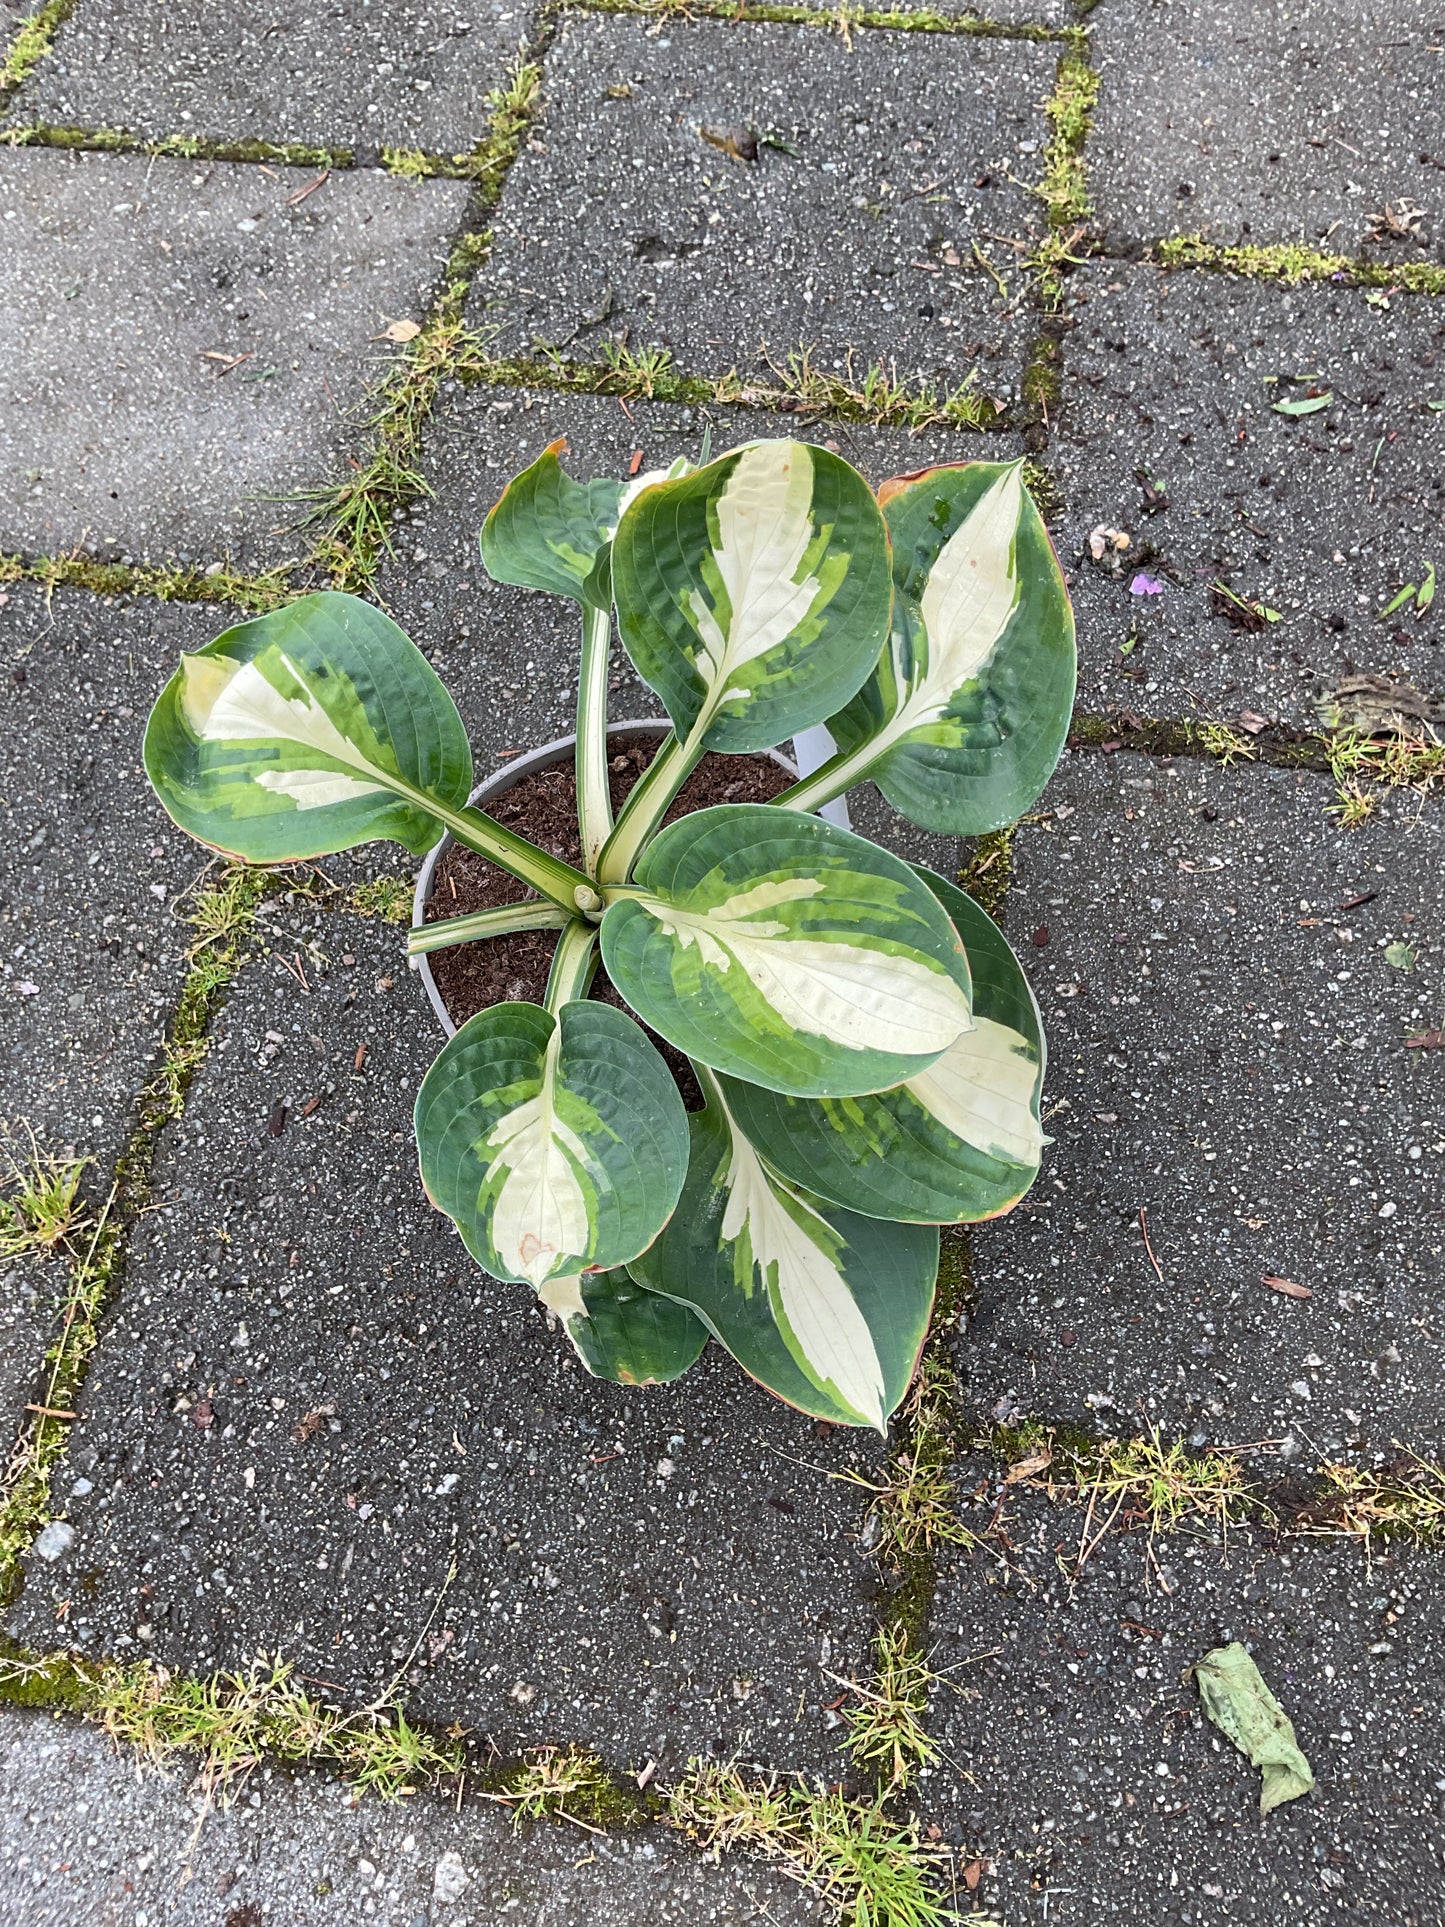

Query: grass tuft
[[844, 1355, 974, 1565], [488, 1745, 643, 1830], [1302, 1455, 1445, 1548], [1196, 721, 1257, 768], [0, 1129, 90, 1259], [1323, 725, 1445, 825], [837, 1624, 940, 1792], [669, 1761, 964, 1925], [347, 875, 415, 923], [0, 1648, 460, 1804]]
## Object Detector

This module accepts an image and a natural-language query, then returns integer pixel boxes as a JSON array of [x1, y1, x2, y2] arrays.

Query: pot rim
[[410, 719, 800, 1037]]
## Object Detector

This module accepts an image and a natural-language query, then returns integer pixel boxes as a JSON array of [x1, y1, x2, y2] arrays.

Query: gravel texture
[[474, 14, 1050, 395], [7, 907, 887, 1779], [378, 381, 1021, 873], [1090, 0, 1445, 262], [6, 0, 536, 155], [0, 1705, 820, 1924], [1053, 263, 1445, 725], [960, 750, 1444, 1464], [0, 148, 467, 567], [0, 584, 227, 1172], [926, 1484, 1445, 1925]]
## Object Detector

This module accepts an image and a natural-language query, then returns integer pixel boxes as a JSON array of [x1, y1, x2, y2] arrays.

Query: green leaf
[[1377, 583, 1418, 621], [414, 1000, 688, 1290], [540, 1266, 708, 1384], [629, 1084, 937, 1430], [480, 439, 623, 606], [1384, 941, 1418, 971], [1193, 1642, 1315, 1815], [611, 438, 892, 755], [600, 804, 974, 1099], [144, 591, 472, 861], [1272, 392, 1331, 417], [718, 870, 1046, 1223], [1416, 560, 1436, 616], [799, 459, 1075, 834]]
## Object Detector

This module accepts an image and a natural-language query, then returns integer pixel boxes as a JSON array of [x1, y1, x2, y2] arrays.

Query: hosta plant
[[143, 438, 1074, 1432]]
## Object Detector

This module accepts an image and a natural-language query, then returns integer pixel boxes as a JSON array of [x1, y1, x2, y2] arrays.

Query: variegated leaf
[[611, 438, 892, 754], [810, 460, 1075, 833], [600, 803, 973, 1099], [539, 1267, 708, 1384], [629, 1082, 937, 1430], [144, 591, 472, 860], [480, 438, 623, 606], [719, 870, 1046, 1223], [414, 1001, 688, 1290]]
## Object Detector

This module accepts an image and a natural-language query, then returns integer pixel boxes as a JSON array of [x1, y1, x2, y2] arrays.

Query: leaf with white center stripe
[[144, 591, 472, 860], [612, 438, 892, 754], [804, 460, 1074, 833], [600, 803, 973, 1099], [414, 1000, 688, 1291], [480, 438, 623, 606], [539, 1267, 708, 1385], [629, 1078, 937, 1430], [718, 870, 1047, 1223]]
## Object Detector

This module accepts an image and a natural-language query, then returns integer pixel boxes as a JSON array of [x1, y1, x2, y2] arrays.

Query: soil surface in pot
[[425, 734, 793, 1107]]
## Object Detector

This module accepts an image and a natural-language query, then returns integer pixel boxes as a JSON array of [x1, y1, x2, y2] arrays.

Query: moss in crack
[[0, 866, 271, 1595], [0, 121, 349, 168], [957, 827, 1013, 924], [1029, 48, 1099, 311], [1065, 709, 1343, 779], [574, 0, 1072, 41], [0, 551, 298, 613], [1022, 454, 1062, 521], [299, 56, 542, 589], [0, 0, 74, 101], [346, 876, 414, 923], [1156, 235, 1445, 297], [480, 1746, 652, 1830]]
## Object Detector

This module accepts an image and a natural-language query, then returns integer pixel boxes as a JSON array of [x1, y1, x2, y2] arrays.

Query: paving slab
[[474, 14, 1050, 397], [6, 905, 888, 1779], [1053, 262, 1445, 725], [1090, 0, 1445, 261], [0, 584, 231, 1171], [0, 148, 468, 568], [0, 1706, 819, 1925], [379, 382, 1023, 873], [9, 1, 535, 158], [925, 1486, 1445, 1925], [959, 749, 1444, 1463]]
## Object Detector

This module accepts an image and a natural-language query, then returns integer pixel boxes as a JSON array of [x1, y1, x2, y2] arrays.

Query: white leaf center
[[905, 1014, 1043, 1166], [485, 1029, 594, 1286], [180, 650, 391, 807], [719, 1117, 885, 1430], [685, 442, 822, 716]]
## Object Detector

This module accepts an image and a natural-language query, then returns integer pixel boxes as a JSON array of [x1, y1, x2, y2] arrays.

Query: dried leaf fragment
[[373, 318, 422, 343], [700, 123, 758, 164], [1193, 1642, 1315, 1814], [1262, 1275, 1312, 1300]]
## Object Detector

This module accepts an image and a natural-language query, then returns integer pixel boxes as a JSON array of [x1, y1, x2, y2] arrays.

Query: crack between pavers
[[0, 0, 75, 113]]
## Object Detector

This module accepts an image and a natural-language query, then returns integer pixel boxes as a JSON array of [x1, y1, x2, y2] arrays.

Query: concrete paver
[[475, 14, 1050, 397], [7, 907, 886, 1781], [0, 1705, 820, 1924], [961, 749, 1444, 1463], [926, 1485, 1445, 1925], [7, 0, 536, 156], [1090, 0, 1445, 261], [1054, 263, 1445, 726], [0, 148, 467, 567]]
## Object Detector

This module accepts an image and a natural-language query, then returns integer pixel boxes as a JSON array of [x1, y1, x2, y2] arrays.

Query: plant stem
[[575, 601, 615, 874], [770, 737, 878, 816], [389, 780, 594, 912], [405, 899, 570, 959], [595, 730, 699, 885], [543, 920, 598, 1012]]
